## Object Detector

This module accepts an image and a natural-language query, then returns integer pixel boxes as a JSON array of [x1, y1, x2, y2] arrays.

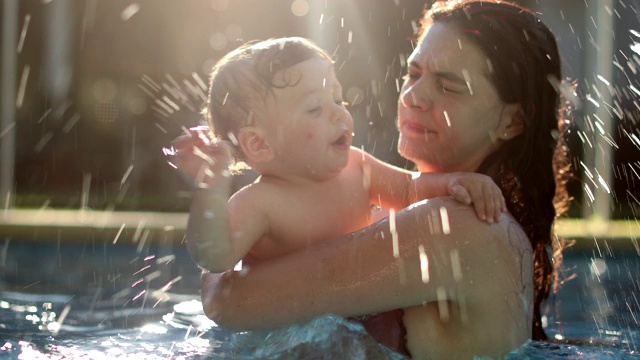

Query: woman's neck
[[416, 162, 478, 174]]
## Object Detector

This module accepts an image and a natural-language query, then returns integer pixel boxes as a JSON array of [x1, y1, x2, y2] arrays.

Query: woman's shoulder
[[402, 196, 533, 300], [400, 196, 531, 260]]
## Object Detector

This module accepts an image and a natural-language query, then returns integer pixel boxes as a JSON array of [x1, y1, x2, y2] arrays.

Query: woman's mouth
[[401, 122, 436, 137]]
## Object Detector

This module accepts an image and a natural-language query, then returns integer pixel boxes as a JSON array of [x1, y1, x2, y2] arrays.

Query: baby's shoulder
[[231, 180, 276, 201]]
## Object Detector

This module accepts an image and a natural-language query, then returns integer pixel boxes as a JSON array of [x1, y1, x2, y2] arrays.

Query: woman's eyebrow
[[432, 70, 467, 85], [409, 60, 467, 86]]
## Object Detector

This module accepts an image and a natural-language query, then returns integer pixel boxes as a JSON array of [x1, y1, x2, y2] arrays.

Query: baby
[[168, 37, 505, 272]]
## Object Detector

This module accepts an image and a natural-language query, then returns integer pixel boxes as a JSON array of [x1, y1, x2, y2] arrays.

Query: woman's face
[[397, 21, 518, 173]]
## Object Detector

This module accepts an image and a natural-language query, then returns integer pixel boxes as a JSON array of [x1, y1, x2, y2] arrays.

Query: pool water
[[0, 238, 639, 359]]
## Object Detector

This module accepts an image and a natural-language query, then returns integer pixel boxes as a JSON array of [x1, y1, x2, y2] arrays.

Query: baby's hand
[[164, 126, 234, 189], [447, 173, 506, 223]]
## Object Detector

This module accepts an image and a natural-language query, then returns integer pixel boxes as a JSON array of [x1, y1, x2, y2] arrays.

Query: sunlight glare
[[291, 0, 309, 17]]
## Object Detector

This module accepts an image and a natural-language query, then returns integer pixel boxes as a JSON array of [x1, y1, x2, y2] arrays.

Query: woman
[[199, 0, 571, 358]]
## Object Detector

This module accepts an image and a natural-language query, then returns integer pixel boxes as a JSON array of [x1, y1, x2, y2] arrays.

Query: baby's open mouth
[[332, 133, 350, 147]]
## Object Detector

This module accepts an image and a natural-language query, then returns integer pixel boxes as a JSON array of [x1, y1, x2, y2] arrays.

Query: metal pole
[[583, 0, 615, 230], [1, 0, 19, 210]]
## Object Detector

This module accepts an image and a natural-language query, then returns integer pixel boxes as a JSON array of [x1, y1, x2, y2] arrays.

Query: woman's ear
[[237, 126, 274, 163], [498, 103, 524, 140]]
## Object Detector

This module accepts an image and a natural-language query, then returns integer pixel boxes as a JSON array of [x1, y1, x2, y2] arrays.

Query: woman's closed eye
[[439, 83, 458, 94], [403, 72, 420, 82]]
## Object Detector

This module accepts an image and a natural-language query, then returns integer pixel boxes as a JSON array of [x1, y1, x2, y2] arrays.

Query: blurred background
[[0, 0, 637, 218]]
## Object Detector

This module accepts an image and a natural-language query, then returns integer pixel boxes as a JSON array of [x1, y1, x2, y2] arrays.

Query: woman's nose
[[400, 82, 432, 111]]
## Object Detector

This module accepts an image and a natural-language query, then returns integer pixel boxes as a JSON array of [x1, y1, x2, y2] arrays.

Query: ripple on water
[[0, 294, 639, 359]]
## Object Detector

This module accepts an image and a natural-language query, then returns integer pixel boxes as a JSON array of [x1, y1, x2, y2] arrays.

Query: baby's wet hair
[[205, 37, 333, 167]]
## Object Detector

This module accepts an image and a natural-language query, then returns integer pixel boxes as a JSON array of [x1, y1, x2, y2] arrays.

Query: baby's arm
[[187, 187, 268, 272], [169, 130, 267, 272], [358, 148, 505, 223]]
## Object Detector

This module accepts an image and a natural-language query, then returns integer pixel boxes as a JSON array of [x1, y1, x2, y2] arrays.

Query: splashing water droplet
[[418, 245, 429, 283], [121, 3, 140, 21], [461, 69, 473, 95], [17, 14, 31, 53], [437, 287, 449, 321], [390, 209, 398, 258], [440, 206, 450, 234], [16, 65, 29, 109]]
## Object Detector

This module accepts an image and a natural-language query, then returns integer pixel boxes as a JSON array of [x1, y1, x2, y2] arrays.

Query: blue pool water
[[1, 237, 639, 359]]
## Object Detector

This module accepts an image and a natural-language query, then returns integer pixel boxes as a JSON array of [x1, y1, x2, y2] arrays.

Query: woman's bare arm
[[200, 197, 512, 330]]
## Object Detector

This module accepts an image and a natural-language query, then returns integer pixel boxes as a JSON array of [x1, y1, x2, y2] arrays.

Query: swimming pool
[[0, 235, 638, 359]]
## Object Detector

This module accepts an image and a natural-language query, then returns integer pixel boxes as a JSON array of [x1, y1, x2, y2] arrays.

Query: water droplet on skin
[[418, 245, 429, 283], [440, 206, 450, 234], [390, 209, 399, 258]]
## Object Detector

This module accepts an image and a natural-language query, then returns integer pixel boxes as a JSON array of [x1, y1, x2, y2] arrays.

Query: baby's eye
[[308, 106, 322, 115]]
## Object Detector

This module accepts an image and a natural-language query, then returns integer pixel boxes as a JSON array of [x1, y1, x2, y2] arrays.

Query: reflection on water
[[0, 239, 639, 359], [0, 293, 638, 359]]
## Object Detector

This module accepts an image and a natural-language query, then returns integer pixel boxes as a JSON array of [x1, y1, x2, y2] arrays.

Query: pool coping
[[1, 209, 639, 250]]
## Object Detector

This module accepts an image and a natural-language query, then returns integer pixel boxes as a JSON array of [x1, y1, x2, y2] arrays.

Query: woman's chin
[[398, 137, 430, 158], [397, 139, 442, 170]]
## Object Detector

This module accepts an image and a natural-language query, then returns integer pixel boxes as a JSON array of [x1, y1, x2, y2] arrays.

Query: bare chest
[[249, 172, 372, 260]]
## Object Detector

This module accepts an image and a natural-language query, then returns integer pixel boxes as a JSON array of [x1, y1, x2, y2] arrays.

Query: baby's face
[[258, 58, 355, 181]]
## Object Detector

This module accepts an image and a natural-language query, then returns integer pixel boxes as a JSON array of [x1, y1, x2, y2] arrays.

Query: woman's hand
[[164, 126, 234, 189], [446, 173, 507, 223]]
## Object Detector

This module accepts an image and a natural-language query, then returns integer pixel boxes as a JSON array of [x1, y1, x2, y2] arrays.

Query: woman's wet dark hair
[[419, 0, 573, 340], [205, 37, 333, 160]]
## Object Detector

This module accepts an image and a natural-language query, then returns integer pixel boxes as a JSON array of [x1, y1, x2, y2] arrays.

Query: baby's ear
[[237, 126, 274, 163]]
